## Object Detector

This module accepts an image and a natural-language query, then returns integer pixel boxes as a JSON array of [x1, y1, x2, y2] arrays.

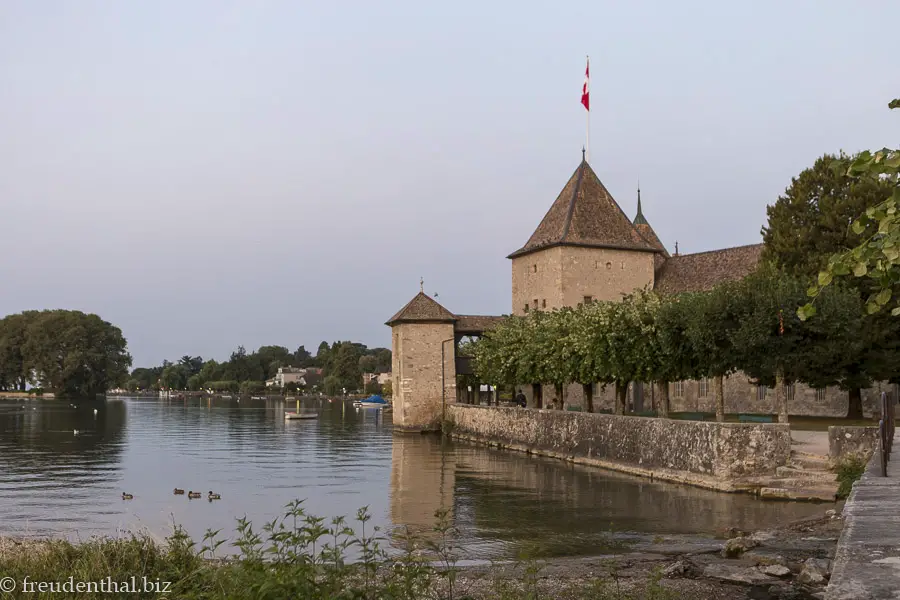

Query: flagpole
[[585, 55, 590, 164]]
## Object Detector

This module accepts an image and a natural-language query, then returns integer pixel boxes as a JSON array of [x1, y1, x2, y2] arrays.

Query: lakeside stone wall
[[446, 404, 791, 490]]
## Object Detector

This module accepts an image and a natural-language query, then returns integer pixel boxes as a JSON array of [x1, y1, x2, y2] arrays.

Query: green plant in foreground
[[835, 454, 868, 499], [0, 502, 682, 600]]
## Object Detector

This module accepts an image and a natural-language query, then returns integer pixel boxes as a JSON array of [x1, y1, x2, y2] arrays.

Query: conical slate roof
[[633, 187, 668, 256], [508, 160, 658, 259], [385, 292, 456, 325]]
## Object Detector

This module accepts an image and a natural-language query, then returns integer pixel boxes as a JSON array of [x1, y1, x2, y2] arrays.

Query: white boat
[[285, 412, 317, 420]]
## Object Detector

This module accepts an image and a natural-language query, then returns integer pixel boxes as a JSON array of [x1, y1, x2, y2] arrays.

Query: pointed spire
[[420, 277, 424, 293], [633, 183, 649, 225], [581, 146, 586, 163]]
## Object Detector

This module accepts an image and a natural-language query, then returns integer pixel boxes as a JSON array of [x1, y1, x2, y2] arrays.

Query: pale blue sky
[[1, 1, 897, 367]]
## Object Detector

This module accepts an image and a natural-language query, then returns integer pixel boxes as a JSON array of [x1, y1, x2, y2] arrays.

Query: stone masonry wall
[[447, 404, 791, 488], [516, 377, 890, 418], [511, 246, 655, 316], [392, 321, 455, 432], [511, 248, 563, 316], [559, 246, 655, 306], [828, 426, 878, 463]]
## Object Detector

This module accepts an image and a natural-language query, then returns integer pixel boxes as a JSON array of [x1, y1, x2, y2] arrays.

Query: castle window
[[621, 262, 625, 269], [606, 262, 612, 269], [523, 305, 529, 313], [757, 385, 768, 401], [784, 383, 795, 402], [583, 295, 592, 304], [533, 264, 538, 273], [674, 381, 684, 397], [542, 299, 547, 308], [816, 388, 826, 402], [698, 379, 709, 398], [533, 299, 538, 310]]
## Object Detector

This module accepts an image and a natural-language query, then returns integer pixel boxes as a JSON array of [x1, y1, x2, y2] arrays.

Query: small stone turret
[[386, 291, 456, 432]]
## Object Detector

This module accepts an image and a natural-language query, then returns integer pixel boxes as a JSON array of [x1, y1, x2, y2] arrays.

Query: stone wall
[[446, 404, 791, 490], [511, 246, 655, 316], [558, 246, 655, 306], [516, 377, 891, 417], [828, 426, 878, 463], [511, 247, 563, 315], [391, 321, 456, 432]]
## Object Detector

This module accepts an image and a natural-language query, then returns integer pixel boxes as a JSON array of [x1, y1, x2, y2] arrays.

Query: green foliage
[[472, 274, 868, 408], [835, 454, 867, 498], [382, 379, 393, 397], [0, 309, 131, 397], [800, 99, 900, 318], [130, 342, 389, 395], [762, 153, 894, 280], [0, 504, 679, 600]]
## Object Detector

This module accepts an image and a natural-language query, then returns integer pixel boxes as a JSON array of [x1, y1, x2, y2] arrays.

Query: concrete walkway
[[825, 433, 899, 600]]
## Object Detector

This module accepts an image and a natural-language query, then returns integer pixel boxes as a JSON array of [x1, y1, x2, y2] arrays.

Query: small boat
[[285, 412, 317, 420], [353, 394, 390, 408]]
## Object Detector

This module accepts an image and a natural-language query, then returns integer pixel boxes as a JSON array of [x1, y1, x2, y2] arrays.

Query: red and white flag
[[581, 58, 590, 111]]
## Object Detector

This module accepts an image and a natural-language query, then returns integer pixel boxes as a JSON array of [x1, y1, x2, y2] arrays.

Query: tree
[[17, 310, 131, 397], [762, 153, 894, 279], [178, 355, 203, 376], [293, 345, 313, 367], [160, 364, 188, 390], [382, 379, 393, 398], [314, 342, 331, 368], [323, 375, 340, 396], [655, 295, 703, 417], [797, 99, 900, 416]]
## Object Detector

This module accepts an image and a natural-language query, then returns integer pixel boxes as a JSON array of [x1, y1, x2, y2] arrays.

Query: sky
[[1, 1, 898, 368]]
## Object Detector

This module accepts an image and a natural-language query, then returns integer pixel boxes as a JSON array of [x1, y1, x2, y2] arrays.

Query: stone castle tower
[[387, 156, 764, 430], [508, 157, 667, 314]]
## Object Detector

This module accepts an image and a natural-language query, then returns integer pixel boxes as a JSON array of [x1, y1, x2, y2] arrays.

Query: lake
[[0, 396, 825, 559]]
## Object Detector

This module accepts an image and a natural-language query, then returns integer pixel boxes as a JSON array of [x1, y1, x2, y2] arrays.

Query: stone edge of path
[[825, 431, 900, 600]]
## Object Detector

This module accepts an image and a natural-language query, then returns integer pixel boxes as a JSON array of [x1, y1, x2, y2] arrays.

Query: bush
[[835, 454, 867, 498]]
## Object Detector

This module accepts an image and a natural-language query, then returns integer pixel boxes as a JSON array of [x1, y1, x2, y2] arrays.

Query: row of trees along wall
[[0, 310, 132, 398], [472, 268, 897, 421], [475, 99, 900, 421]]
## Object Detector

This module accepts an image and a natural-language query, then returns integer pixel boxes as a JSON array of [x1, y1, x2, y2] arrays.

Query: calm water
[[0, 396, 825, 559]]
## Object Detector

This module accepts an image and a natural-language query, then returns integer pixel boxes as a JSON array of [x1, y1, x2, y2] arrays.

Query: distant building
[[266, 366, 307, 388]]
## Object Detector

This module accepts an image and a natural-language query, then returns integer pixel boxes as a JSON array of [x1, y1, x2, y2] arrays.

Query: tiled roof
[[636, 223, 668, 255], [385, 292, 456, 325], [455, 315, 507, 335], [654, 244, 764, 294], [508, 160, 658, 259]]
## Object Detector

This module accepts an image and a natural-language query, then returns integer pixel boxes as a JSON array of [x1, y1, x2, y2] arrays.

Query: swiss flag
[[581, 59, 590, 111]]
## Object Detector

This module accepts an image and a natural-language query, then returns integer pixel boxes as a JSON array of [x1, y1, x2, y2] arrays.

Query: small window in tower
[[523, 305, 529, 313], [606, 262, 612, 269], [533, 264, 538, 273], [583, 295, 592, 304], [533, 299, 538, 309], [542, 299, 547, 308], [621, 262, 625, 269]]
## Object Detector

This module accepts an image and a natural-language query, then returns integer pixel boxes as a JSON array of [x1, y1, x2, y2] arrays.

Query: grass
[[0, 503, 684, 600], [835, 455, 868, 499]]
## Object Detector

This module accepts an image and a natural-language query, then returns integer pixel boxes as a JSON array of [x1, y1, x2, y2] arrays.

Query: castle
[[387, 157, 884, 431]]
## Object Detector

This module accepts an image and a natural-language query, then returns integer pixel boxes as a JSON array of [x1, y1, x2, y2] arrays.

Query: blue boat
[[354, 394, 389, 408]]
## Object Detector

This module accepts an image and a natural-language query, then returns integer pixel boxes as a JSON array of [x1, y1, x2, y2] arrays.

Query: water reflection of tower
[[389, 434, 456, 540]]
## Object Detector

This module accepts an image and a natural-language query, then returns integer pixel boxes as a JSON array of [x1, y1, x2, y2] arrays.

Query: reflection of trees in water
[[0, 398, 127, 478]]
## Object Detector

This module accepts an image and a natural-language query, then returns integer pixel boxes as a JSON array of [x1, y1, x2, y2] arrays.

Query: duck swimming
[[208, 491, 221, 500], [122, 493, 133, 500], [187, 491, 201, 499], [173, 488, 185, 495]]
